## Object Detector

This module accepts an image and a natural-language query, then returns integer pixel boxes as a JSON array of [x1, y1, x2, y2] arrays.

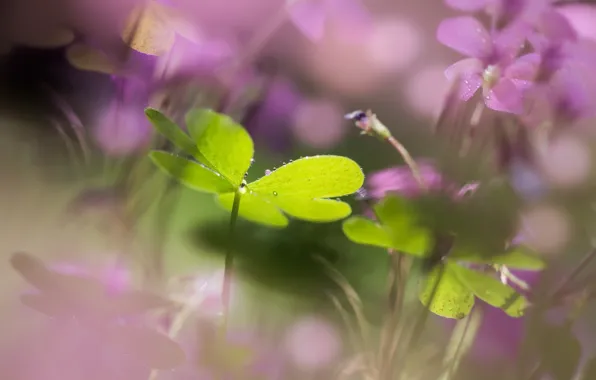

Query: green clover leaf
[[342, 195, 433, 256], [339, 193, 536, 318], [418, 261, 528, 319], [450, 263, 527, 317], [146, 108, 364, 227], [418, 263, 475, 319]]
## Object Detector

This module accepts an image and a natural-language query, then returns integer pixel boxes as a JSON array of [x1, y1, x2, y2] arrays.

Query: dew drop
[[273, 191, 278, 196], [265, 169, 272, 176]]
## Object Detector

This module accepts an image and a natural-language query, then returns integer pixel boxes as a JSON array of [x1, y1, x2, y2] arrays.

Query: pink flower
[[366, 160, 478, 200], [446, 0, 551, 29], [438, 16, 535, 114]]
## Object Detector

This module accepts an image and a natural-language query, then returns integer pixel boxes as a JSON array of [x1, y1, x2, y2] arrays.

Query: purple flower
[[287, 0, 373, 42], [244, 76, 303, 152], [523, 65, 596, 126], [366, 160, 478, 200], [445, 0, 549, 29], [438, 16, 535, 114], [93, 76, 154, 156]]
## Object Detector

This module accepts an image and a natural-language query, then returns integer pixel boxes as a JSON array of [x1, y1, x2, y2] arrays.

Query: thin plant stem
[[550, 248, 596, 299], [393, 262, 446, 379], [351, 110, 427, 190], [220, 187, 243, 339], [440, 308, 482, 380], [386, 136, 427, 190]]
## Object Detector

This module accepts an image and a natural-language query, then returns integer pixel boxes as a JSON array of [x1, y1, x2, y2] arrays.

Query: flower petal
[[505, 53, 540, 87], [459, 73, 483, 101], [437, 16, 492, 59], [538, 9, 577, 43], [485, 79, 525, 114], [492, 22, 530, 64], [445, 58, 483, 81]]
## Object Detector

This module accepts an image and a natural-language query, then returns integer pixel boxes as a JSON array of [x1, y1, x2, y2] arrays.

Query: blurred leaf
[[65, 43, 116, 74], [374, 196, 432, 256], [121, 1, 176, 55], [342, 216, 393, 249], [150, 151, 234, 194], [413, 183, 520, 259], [450, 263, 527, 317], [538, 323, 581, 380], [145, 108, 198, 156], [419, 264, 474, 319], [218, 191, 288, 227], [249, 155, 364, 198], [186, 109, 254, 186], [107, 325, 185, 369], [11, 252, 105, 300], [583, 356, 596, 380], [453, 245, 545, 270], [19, 28, 75, 48], [11, 252, 57, 291]]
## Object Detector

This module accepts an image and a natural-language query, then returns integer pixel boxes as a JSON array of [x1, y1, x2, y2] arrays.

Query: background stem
[[220, 188, 242, 339]]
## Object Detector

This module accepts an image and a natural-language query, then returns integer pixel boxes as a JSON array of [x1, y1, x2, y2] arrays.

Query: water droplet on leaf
[[273, 191, 278, 196]]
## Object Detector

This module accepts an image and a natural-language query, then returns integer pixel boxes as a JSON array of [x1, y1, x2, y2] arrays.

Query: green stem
[[220, 186, 243, 339]]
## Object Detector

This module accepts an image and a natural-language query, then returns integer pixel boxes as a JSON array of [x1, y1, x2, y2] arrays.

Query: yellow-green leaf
[[419, 265, 474, 319], [218, 192, 287, 228], [375, 196, 432, 256], [342, 216, 393, 248], [450, 263, 527, 317], [145, 108, 199, 156], [186, 109, 254, 187], [248, 155, 364, 198], [271, 196, 352, 222], [150, 151, 233, 194]]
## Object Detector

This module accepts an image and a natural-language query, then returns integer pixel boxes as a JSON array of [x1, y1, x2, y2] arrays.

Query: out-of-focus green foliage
[[342, 194, 543, 318]]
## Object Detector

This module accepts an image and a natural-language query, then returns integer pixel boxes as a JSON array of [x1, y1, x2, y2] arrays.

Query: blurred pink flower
[[523, 66, 596, 126], [366, 160, 478, 200], [404, 64, 452, 118], [291, 98, 346, 149], [366, 18, 422, 73], [92, 76, 155, 156], [287, 0, 373, 43], [445, 0, 550, 28], [93, 101, 153, 156], [558, 3, 596, 42], [245, 76, 303, 152], [52, 259, 131, 295], [284, 316, 341, 370], [154, 34, 235, 80]]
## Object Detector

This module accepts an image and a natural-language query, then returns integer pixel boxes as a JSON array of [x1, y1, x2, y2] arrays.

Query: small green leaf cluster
[[342, 196, 545, 319], [145, 108, 365, 228]]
